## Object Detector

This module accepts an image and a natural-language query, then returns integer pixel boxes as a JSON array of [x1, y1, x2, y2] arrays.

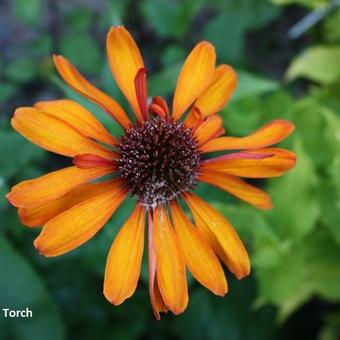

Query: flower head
[[6, 26, 296, 319]]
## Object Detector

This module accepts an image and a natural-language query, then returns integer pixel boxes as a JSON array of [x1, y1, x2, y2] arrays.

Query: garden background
[[1, 0, 340, 339]]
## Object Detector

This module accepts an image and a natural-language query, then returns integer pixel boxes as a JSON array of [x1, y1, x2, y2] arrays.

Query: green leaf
[[12, 0, 43, 25], [322, 8, 340, 43], [141, 0, 204, 39], [221, 88, 286, 137], [218, 204, 291, 269], [255, 229, 340, 322], [60, 34, 102, 75], [5, 57, 39, 84], [148, 63, 181, 98], [0, 131, 46, 179], [65, 7, 93, 31], [172, 277, 277, 340], [202, 0, 279, 64], [293, 98, 340, 169], [0, 83, 16, 103], [202, 12, 248, 64], [161, 45, 186, 64], [221, 96, 264, 135], [286, 45, 340, 84], [318, 311, 340, 340], [270, 0, 328, 8], [0, 237, 65, 340], [233, 70, 280, 100], [0, 178, 9, 212], [265, 138, 320, 241], [29, 35, 52, 57], [319, 157, 340, 245]]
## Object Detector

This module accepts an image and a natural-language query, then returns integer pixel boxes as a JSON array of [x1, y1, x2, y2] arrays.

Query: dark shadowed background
[[1, 0, 340, 339]]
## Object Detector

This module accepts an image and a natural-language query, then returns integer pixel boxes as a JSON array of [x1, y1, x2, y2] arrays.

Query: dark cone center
[[118, 117, 200, 207]]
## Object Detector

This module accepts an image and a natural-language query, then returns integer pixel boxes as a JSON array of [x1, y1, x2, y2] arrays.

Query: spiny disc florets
[[118, 117, 201, 208]]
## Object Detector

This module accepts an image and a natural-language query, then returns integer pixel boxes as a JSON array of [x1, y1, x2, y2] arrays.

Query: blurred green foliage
[[1, 0, 340, 339]]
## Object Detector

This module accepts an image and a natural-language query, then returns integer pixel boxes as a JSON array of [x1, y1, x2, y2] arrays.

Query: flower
[[6, 26, 296, 319]]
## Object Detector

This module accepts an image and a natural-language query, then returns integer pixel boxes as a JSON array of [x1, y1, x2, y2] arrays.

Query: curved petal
[[194, 115, 225, 146], [184, 107, 202, 129], [201, 120, 295, 153], [149, 96, 169, 118], [18, 180, 123, 227], [170, 201, 228, 296], [73, 154, 117, 169], [12, 107, 115, 159], [34, 186, 128, 257], [153, 206, 188, 314], [194, 64, 237, 117], [199, 170, 273, 210], [107, 26, 145, 121], [148, 213, 168, 320], [104, 204, 146, 305], [134, 68, 148, 120], [172, 41, 216, 120], [201, 148, 297, 178], [184, 193, 250, 279], [35, 100, 118, 146], [7, 166, 115, 207], [53, 55, 131, 129]]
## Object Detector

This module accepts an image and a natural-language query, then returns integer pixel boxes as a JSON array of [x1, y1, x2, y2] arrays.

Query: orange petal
[[193, 65, 237, 117], [184, 193, 250, 279], [148, 213, 168, 320], [104, 205, 146, 305], [172, 41, 216, 120], [194, 115, 225, 146], [53, 55, 131, 129], [202, 148, 297, 178], [12, 107, 115, 159], [73, 154, 117, 169], [18, 180, 123, 227], [7, 165, 115, 207], [201, 119, 295, 153], [107, 26, 145, 121], [150, 96, 169, 119], [34, 186, 128, 257], [34, 100, 118, 146], [199, 170, 272, 210], [153, 206, 188, 314], [151, 277, 169, 319], [134, 68, 148, 120], [170, 201, 228, 296], [184, 107, 202, 129]]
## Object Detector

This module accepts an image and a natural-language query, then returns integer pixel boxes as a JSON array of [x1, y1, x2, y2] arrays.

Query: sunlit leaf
[[265, 138, 320, 240], [255, 229, 340, 322], [286, 45, 340, 84], [270, 0, 328, 8]]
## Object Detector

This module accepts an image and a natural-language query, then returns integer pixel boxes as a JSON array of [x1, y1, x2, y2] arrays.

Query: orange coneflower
[[6, 26, 296, 319]]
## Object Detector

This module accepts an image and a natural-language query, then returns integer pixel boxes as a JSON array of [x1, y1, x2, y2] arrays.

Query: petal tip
[[103, 291, 123, 307], [5, 192, 15, 206], [107, 25, 127, 39], [235, 264, 251, 280], [33, 238, 44, 256], [52, 54, 61, 63], [214, 287, 228, 297]]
